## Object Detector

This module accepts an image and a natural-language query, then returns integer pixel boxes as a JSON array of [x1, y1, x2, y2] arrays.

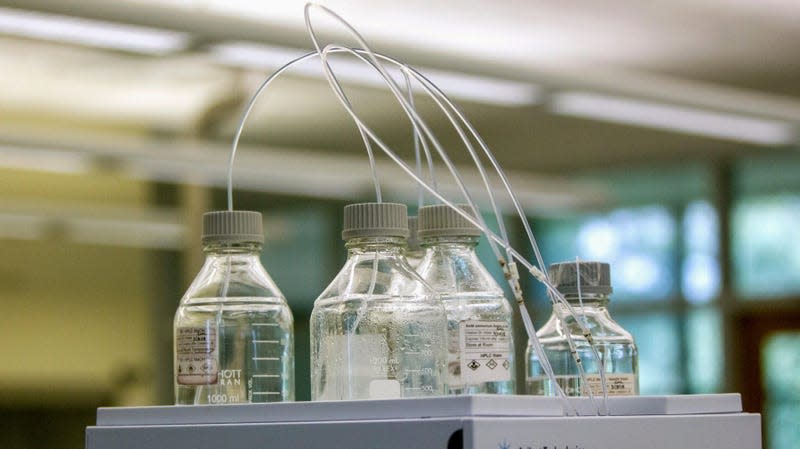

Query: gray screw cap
[[202, 210, 264, 244], [418, 203, 481, 238], [342, 202, 409, 240], [549, 261, 613, 295]]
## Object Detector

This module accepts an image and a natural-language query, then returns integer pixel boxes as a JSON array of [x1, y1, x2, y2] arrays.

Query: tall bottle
[[174, 211, 294, 404], [526, 261, 638, 396], [416, 204, 515, 395], [310, 202, 447, 400]]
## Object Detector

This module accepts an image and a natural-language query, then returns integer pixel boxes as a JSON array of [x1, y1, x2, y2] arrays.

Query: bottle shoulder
[[535, 308, 635, 343], [416, 248, 504, 295], [315, 253, 436, 304], [182, 257, 286, 302]]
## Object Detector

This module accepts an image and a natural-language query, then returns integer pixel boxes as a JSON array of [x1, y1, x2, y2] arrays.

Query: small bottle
[[526, 261, 638, 397], [174, 211, 294, 404], [310, 202, 447, 400], [405, 215, 425, 269], [416, 204, 515, 395]]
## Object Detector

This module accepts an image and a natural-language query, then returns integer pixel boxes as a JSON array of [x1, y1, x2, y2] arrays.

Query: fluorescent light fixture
[[210, 42, 540, 107], [67, 217, 183, 249], [0, 213, 46, 240], [551, 91, 797, 145], [0, 146, 93, 174], [0, 7, 190, 54]]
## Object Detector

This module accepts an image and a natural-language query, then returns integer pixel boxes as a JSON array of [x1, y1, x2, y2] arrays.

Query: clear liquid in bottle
[[174, 211, 294, 404], [175, 299, 293, 404], [525, 261, 638, 397]]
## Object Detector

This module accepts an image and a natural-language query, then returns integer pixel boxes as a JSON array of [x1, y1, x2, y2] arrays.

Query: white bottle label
[[583, 373, 637, 396], [459, 320, 512, 383], [176, 326, 218, 385], [319, 334, 401, 400]]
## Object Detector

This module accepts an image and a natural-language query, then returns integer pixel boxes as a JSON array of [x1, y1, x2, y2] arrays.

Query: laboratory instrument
[[87, 394, 761, 449], [310, 202, 447, 400], [174, 210, 294, 404], [526, 261, 638, 397], [416, 204, 515, 394]]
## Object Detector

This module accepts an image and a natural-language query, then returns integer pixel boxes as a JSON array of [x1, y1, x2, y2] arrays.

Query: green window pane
[[681, 200, 720, 304], [763, 332, 800, 399], [261, 207, 335, 310], [685, 308, 722, 393], [616, 313, 682, 394], [762, 332, 800, 449], [733, 194, 800, 298]]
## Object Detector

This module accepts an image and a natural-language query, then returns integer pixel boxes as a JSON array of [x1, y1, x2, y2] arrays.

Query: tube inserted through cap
[[549, 261, 612, 296], [342, 202, 409, 240], [202, 210, 264, 244]]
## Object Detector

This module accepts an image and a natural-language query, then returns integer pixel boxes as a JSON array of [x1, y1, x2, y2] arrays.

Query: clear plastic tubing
[[174, 211, 294, 404], [310, 202, 447, 400]]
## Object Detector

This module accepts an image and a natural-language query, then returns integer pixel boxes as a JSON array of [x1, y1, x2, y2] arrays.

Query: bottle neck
[[345, 236, 407, 257], [421, 235, 480, 249], [554, 292, 610, 309], [202, 241, 262, 257]]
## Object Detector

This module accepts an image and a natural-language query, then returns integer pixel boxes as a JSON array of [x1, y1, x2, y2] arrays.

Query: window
[[733, 194, 800, 299], [682, 200, 721, 304], [762, 332, 800, 448]]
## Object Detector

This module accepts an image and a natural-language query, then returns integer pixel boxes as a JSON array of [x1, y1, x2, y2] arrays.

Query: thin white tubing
[[309, 14, 604, 413], [227, 53, 382, 212], [574, 258, 610, 414], [394, 64, 546, 272], [309, 52, 604, 416], [228, 51, 314, 211], [222, 40, 580, 411], [303, 3, 587, 408], [306, 4, 490, 240], [314, 43, 507, 264], [402, 70, 425, 209], [334, 49, 572, 414], [313, 45, 594, 335], [306, 36, 576, 409], [224, 4, 592, 412]]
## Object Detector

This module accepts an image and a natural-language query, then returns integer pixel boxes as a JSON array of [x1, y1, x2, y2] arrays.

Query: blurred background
[[0, 0, 798, 447]]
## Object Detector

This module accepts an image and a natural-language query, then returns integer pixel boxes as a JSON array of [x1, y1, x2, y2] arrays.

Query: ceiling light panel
[[211, 41, 540, 106], [551, 91, 797, 146], [0, 7, 190, 54]]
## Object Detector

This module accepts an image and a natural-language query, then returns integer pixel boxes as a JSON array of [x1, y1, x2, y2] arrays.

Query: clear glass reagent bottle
[[415, 204, 515, 395], [526, 261, 638, 396], [310, 202, 448, 400], [174, 210, 294, 404]]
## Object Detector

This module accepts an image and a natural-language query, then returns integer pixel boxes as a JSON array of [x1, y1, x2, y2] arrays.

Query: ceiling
[[0, 0, 798, 192]]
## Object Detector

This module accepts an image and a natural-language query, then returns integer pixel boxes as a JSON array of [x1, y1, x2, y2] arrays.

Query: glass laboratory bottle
[[416, 204, 515, 395], [310, 202, 447, 400], [526, 261, 638, 397], [405, 215, 425, 269], [174, 210, 294, 404]]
